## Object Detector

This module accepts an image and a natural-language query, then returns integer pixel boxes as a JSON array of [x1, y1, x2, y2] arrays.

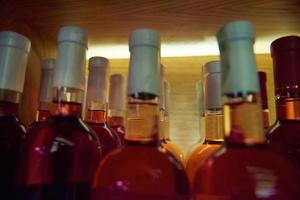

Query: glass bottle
[[159, 65, 184, 163], [34, 59, 55, 124], [107, 74, 126, 143], [196, 80, 205, 144], [17, 26, 101, 200], [185, 80, 205, 165], [185, 61, 224, 184], [192, 21, 300, 200], [0, 31, 30, 199], [258, 71, 270, 130], [267, 36, 300, 169], [92, 28, 190, 200], [85, 57, 121, 157]]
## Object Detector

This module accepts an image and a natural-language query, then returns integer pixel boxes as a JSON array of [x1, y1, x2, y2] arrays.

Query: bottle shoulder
[[87, 122, 117, 135], [93, 143, 189, 196], [267, 120, 300, 139], [95, 144, 187, 180], [193, 145, 300, 198], [186, 143, 221, 167], [161, 140, 185, 164], [101, 144, 184, 168], [109, 125, 126, 136], [25, 116, 100, 148], [0, 115, 26, 136], [87, 122, 122, 146], [18, 116, 102, 183]]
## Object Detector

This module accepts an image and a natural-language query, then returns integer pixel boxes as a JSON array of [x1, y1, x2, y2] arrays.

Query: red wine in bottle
[[17, 26, 101, 200]]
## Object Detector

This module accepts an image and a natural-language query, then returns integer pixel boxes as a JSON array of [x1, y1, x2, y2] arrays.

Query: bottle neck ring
[[223, 93, 265, 145], [125, 94, 159, 143], [276, 97, 300, 121]]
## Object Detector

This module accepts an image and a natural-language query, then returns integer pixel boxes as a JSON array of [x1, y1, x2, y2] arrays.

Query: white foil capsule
[[53, 26, 88, 90], [0, 31, 31, 93]]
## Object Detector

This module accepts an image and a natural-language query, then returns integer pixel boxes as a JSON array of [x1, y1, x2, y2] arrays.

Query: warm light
[[87, 34, 300, 59]]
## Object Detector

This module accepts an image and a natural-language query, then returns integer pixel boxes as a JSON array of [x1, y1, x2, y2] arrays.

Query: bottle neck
[[205, 109, 224, 142], [262, 109, 270, 129], [51, 102, 82, 116], [159, 109, 170, 140], [0, 102, 19, 117], [85, 110, 106, 123], [108, 116, 124, 127], [276, 97, 300, 121], [108, 109, 124, 126], [224, 93, 265, 145], [36, 102, 51, 122], [51, 87, 83, 117], [85, 102, 107, 123], [125, 94, 159, 143], [0, 89, 21, 116]]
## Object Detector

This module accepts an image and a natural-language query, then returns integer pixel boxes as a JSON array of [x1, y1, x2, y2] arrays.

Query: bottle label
[[224, 102, 265, 143], [205, 114, 224, 141]]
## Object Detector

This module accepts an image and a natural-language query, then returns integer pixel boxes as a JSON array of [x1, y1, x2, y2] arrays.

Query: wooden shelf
[[2, 0, 300, 57]]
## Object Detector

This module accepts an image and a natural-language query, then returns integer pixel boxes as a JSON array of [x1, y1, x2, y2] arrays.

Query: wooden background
[[0, 0, 299, 153]]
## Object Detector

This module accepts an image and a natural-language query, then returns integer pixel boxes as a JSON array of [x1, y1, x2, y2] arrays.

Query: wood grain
[[1, 0, 299, 46]]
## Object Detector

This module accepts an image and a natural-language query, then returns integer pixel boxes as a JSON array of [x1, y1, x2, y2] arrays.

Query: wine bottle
[[108, 74, 126, 143], [0, 31, 30, 199], [17, 26, 101, 200], [85, 57, 122, 157], [92, 28, 190, 200], [185, 61, 224, 184], [267, 36, 300, 169], [192, 21, 300, 200], [34, 59, 55, 123]]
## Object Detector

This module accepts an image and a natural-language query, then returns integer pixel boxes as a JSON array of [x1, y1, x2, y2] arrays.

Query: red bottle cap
[[258, 71, 268, 109], [271, 36, 300, 95]]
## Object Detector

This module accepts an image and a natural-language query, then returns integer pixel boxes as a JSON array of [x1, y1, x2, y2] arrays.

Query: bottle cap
[[217, 20, 254, 43], [0, 31, 31, 93], [58, 26, 88, 47], [42, 59, 55, 70], [109, 74, 126, 110], [87, 57, 109, 104], [128, 28, 161, 96], [129, 28, 160, 49], [258, 71, 268, 109], [271, 36, 300, 95], [0, 31, 31, 53], [89, 56, 109, 69], [54, 26, 87, 90], [217, 20, 259, 95], [203, 61, 222, 110], [39, 59, 55, 102]]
